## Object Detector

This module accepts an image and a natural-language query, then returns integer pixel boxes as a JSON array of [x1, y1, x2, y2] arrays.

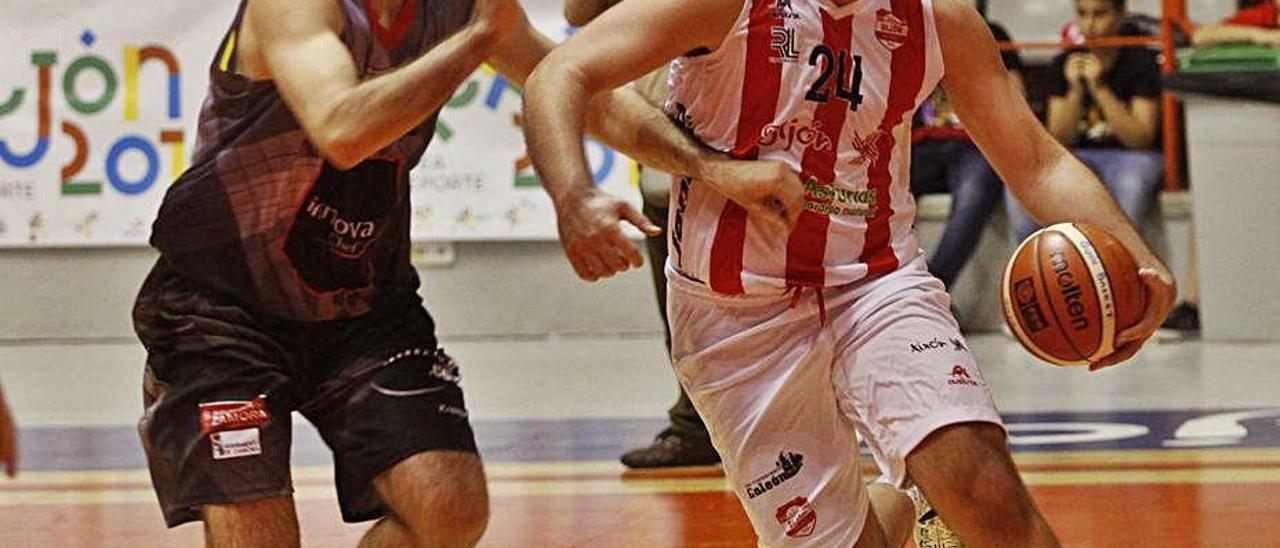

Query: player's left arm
[[933, 0, 1175, 369], [486, 5, 802, 282]]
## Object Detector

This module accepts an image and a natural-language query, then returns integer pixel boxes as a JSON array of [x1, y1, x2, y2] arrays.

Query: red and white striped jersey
[[665, 0, 944, 295]]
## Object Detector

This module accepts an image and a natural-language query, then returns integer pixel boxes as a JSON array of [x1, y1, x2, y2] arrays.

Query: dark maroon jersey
[[150, 0, 473, 320]]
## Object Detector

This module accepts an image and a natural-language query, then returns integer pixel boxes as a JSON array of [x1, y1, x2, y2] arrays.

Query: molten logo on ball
[[1049, 249, 1089, 332]]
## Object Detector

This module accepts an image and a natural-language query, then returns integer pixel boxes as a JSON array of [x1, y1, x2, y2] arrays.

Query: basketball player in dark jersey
[[134, 0, 803, 545]]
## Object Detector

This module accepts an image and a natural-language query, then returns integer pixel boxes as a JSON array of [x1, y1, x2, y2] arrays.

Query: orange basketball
[[1000, 223, 1146, 366]]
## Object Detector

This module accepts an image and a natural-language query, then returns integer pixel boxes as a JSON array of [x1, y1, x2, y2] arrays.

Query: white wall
[[0, 198, 1195, 345], [989, 0, 1238, 41]]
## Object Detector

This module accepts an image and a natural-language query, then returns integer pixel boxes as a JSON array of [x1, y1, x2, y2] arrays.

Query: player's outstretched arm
[[0, 382, 16, 478], [244, 0, 518, 169], [933, 0, 1174, 369], [514, 0, 802, 281]]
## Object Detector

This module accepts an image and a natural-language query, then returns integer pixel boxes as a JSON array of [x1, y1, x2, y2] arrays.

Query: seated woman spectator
[[1005, 0, 1164, 245], [1193, 0, 1280, 47], [911, 0, 1024, 298]]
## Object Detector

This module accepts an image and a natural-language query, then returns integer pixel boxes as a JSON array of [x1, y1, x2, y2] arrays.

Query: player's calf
[[906, 422, 1061, 548], [203, 496, 301, 548]]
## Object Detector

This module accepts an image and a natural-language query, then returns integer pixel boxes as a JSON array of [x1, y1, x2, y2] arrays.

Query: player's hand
[[1089, 265, 1177, 371], [0, 395, 16, 478], [1064, 54, 1088, 91], [470, 0, 522, 42], [705, 160, 805, 235], [554, 186, 661, 282], [1080, 54, 1105, 89]]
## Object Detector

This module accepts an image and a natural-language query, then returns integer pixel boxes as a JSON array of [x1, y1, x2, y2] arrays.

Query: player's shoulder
[[247, 0, 346, 38], [929, 0, 992, 42]]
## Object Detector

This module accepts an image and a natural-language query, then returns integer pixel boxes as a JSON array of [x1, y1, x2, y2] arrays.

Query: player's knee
[[911, 424, 1041, 543], [400, 497, 489, 548], [403, 479, 489, 547]]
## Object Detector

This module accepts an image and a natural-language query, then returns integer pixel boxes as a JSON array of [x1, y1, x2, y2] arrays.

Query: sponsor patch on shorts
[[211, 428, 262, 460], [199, 395, 271, 435], [775, 496, 817, 538]]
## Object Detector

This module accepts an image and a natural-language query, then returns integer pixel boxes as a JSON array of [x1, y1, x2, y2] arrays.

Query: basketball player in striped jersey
[[133, 0, 802, 546], [524, 0, 1176, 546]]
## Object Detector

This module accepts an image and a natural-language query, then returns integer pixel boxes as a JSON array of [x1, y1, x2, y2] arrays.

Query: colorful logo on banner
[[0, 29, 184, 197]]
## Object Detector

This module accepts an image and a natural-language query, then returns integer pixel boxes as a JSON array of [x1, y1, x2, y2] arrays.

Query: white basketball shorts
[[667, 255, 1004, 547]]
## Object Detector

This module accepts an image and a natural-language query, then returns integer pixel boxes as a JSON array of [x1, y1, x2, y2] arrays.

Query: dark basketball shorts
[[133, 260, 477, 527]]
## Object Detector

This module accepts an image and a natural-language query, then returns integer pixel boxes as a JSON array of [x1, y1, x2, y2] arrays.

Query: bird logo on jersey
[[875, 9, 910, 51]]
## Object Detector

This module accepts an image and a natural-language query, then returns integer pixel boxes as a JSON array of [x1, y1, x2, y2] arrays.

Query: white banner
[[0, 0, 638, 247]]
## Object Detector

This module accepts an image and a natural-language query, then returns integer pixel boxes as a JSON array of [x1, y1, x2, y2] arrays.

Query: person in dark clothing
[[1006, 0, 1165, 245], [134, 0, 800, 545]]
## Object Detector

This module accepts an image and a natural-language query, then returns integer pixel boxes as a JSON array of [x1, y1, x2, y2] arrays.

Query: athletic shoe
[[908, 485, 966, 548], [620, 428, 721, 469]]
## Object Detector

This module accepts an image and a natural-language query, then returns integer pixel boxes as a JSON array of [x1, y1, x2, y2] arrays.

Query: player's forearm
[[1192, 24, 1274, 46], [525, 56, 721, 206], [317, 24, 501, 169], [583, 89, 728, 184], [1014, 143, 1162, 268], [1089, 87, 1157, 149], [523, 58, 601, 205], [1047, 93, 1085, 146]]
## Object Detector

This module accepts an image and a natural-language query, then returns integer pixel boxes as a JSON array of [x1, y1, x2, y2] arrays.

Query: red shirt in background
[[1226, 2, 1279, 29]]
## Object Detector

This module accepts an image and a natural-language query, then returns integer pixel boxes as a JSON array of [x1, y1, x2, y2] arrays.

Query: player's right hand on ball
[[706, 160, 805, 235], [554, 187, 661, 282]]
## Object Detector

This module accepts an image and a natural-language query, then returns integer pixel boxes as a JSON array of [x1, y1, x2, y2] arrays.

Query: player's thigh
[[831, 258, 1002, 487], [375, 451, 488, 529], [669, 288, 872, 547], [306, 302, 482, 525], [135, 261, 299, 528]]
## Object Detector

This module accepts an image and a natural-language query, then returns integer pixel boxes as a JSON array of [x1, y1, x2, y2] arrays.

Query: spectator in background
[[911, 0, 1023, 305], [564, 0, 719, 469], [1193, 0, 1280, 47], [1, 381, 16, 478], [1005, 0, 1164, 245]]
